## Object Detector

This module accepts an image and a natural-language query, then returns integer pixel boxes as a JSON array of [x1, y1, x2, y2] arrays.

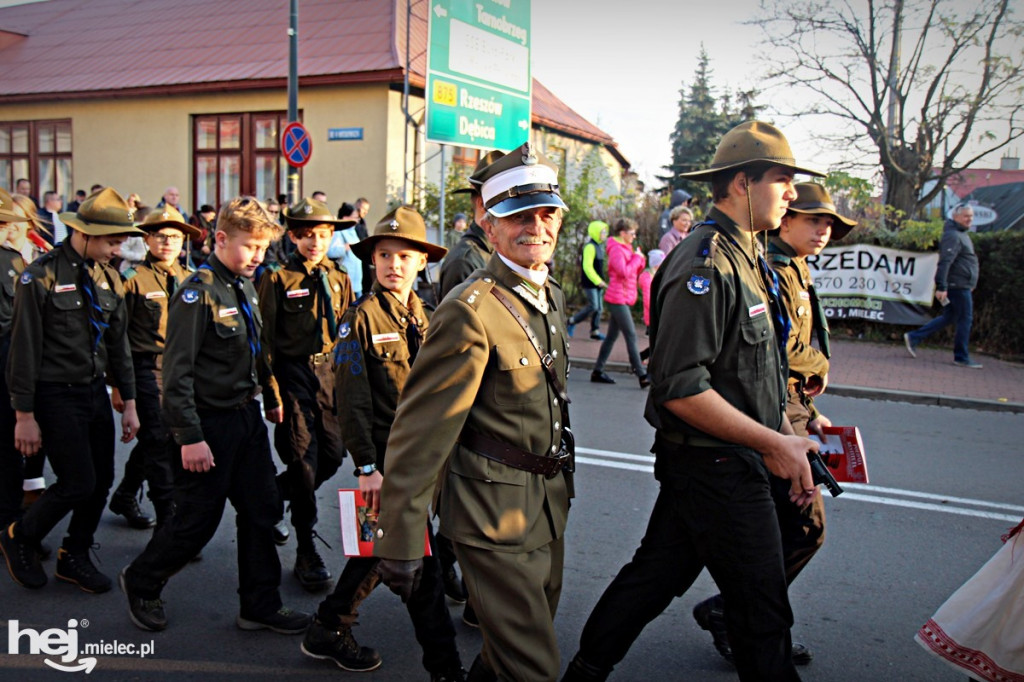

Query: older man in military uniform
[[437, 150, 504, 300], [564, 122, 823, 682], [258, 197, 353, 592], [108, 206, 200, 532], [375, 143, 573, 682]]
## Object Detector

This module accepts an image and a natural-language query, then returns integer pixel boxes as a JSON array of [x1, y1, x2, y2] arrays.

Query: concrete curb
[[573, 358, 1024, 414]]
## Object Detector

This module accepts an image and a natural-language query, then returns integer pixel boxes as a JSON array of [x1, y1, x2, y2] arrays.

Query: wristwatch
[[354, 463, 377, 477]]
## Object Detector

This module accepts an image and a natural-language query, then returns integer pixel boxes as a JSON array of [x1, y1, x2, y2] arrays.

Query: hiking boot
[[108, 493, 156, 530], [272, 520, 290, 546], [120, 568, 167, 631], [237, 606, 311, 634], [693, 595, 733, 661], [301, 617, 382, 671], [432, 663, 468, 682], [0, 522, 47, 588], [294, 548, 332, 592], [443, 567, 466, 603], [55, 548, 112, 593]]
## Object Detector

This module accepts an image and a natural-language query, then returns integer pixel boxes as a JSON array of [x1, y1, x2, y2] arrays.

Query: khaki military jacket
[[645, 208, 787, 443], [8, 240, 135, 411], [123, 254, 192, 355], [0, 246, 26, 340], [767, 237, 829, 384], [438, 223, 493, 300], [375, 255, 571, 559], [257, 252, 352, 361], [335, 281, 428, 469], [162, 253, 278, 445]]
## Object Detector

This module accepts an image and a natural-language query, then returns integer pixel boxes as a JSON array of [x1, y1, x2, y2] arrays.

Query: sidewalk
[[568, 332, 1024, 413]]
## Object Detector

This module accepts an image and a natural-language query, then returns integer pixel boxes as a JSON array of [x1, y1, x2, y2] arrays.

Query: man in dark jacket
[[904, 204, 981, 368]]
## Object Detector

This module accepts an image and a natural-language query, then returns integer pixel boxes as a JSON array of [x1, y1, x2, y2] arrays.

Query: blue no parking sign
[[281, 121, 312, 167]]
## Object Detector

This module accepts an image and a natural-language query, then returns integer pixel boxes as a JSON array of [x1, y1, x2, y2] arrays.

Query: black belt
[[282, 352, 332, 366], [459, 430, 571, 479]]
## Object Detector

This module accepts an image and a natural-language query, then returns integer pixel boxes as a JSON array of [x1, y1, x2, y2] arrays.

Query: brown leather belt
[[459, 430, 570, 479]]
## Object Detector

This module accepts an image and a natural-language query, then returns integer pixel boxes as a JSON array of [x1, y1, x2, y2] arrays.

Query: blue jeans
[[594, 303, 645, 377], [907, 288, 973, 362], [568, 287, 603, 333]]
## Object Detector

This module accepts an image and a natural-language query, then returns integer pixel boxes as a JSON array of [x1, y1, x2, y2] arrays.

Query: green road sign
[[425, 0, 532, 151]]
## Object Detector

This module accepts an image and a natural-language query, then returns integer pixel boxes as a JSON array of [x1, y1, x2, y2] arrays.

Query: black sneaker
[[0, 522, 47, 588], [443, 567, 466, 603], [55, 548, 112, 593], [692, 595, 733, 661], [638, 373, 651, 389], [119, 568, 167, 631], [590, 370, 616, 384], [301, 617, 383, 671], [237, 606, 311, 634], [108, 494, 156, 530], [272, 520, 290, 546], [462, 603, 479, 628], [294, 549, 332, 592]]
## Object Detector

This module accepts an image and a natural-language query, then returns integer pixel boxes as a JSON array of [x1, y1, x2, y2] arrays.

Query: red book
[[808, 426, 869, 483], [337, 489, 432, 558]]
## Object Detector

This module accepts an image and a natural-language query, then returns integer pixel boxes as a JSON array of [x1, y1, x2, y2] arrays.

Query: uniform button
[[483, 277, 492, 283], [401, 317, 407, 323], [550, 324, 557, 334], [553, 398, 558, 405], [551, 350, 558, 358], [551, 445, 559, 454], [376, 528, 384, 539], [554, 421, 560, 430], [519, 357, 529, 366], [761, 330, 767, 337]]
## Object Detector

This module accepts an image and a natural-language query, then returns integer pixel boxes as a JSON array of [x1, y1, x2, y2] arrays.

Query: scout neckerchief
[[80, 260, 109, 351], [767, 240, 831, 359], [316, 267, 337, 340]]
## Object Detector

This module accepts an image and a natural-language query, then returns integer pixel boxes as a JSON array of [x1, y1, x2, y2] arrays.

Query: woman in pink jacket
[[591, 218, 649, 387]]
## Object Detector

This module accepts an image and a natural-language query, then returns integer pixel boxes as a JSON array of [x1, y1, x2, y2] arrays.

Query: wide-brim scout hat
[[479, 142, 568, 218], [351, 205, 448, 263], [60, 187, 144, 237], [0, 188, 23, 223], [137, 204, 202, 239], [284, 197, 356, 230], [453, 150, 506, 195], [787, 182, 857, 240], [679, 121, 825, 181]]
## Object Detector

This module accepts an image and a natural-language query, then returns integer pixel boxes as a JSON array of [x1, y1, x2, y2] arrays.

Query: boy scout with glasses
[[121, 196, 311, 635], [107, 206, 200, 533], [257, 197, 353, 592], [302, 206, 464, 680], [0, 187, 142, 594]]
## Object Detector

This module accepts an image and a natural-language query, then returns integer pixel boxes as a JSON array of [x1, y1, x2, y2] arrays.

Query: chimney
[[1000, 156, 1020, 170]]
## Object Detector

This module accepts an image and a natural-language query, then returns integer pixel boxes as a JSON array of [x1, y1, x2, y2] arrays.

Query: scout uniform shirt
[[122, 253, 192, 355], [162, 253, 278, 445], [0, 244, 26, 340], [438, 222, 494, 300], [645, 207, 787, 443], [374, 255, 571, 559], [256, 251, 351, 364], [767, 236, 829, 420], [7, 239, 136, 411], [334, 281, 427, 469]]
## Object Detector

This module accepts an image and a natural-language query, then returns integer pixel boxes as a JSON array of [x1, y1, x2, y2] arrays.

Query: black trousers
[[576, 441, 800, 682], [273, 358, 344, 546], [16, 379, 115, 553], [316, 522, 459, 674], [126, 400, 283, 618], [0, 338, 22, 527], [112, 355, 175, 516]]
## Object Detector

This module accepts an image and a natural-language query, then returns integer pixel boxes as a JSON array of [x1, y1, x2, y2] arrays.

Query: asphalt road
[[1, 375, 1021, 681]]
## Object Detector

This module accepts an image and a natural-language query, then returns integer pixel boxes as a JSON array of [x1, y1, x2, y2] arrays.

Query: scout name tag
[[286, 288, 310, 299], [219, 307, 238, 318], [748, 303, 767, 318], [54, 283, 77, 293], [145, 291, 166, 300], [371, 332, 400, 344]]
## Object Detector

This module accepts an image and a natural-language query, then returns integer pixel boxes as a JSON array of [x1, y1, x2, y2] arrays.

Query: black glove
[[378, 558, 423, 603]]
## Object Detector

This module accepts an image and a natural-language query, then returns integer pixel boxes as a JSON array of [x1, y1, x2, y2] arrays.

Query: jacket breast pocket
[[49, 289, 85, 333], [492, 341, 545, 406], [212, 314, 244, 355], [366, 339, 409, 394], [281, 294, 311, 317], [738, 314, 772, 381]]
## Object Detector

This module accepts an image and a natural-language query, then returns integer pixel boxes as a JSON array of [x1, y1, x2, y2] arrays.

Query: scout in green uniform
[[121, 196, 311, 635], [565, 122, 824, 682], [302, 206, 465, 680], [375, 143, 573, 682], [257, 197, 353, 592], [0, 187, 143, 594], [0, 189, 28, 532], [438, 150, 503, 300], [690, 182, 857, 667], [107, 205, 200, 532]]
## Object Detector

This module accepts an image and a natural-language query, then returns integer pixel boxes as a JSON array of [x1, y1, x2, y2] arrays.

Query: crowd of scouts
[[0, 120, 855, 682]]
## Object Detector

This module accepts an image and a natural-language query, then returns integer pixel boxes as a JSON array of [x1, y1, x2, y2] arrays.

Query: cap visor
[[488, 192, 568, 218]]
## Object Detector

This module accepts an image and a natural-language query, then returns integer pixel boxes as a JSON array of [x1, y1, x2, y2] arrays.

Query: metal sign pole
[[287, 0, 300, 206]]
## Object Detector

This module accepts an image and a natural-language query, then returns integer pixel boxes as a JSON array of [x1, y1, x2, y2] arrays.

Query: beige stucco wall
[[0, 83, 398, 218]]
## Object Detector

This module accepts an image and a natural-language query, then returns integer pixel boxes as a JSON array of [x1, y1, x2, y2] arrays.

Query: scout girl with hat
[[256, 197, 353, 592], [302, 206, 464, 679], [0, 187, 143, 594], [107, 205, 201, 532]]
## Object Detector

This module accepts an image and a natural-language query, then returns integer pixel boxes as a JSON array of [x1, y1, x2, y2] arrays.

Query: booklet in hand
[[808, 425, 869, 484], [338, 488, 432, 558]]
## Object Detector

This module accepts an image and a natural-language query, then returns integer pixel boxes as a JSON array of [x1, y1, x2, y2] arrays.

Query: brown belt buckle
[[546, 451, 570, 478]]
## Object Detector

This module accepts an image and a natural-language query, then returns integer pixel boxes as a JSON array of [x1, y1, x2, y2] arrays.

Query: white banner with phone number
[[805, 245, 939, 326]]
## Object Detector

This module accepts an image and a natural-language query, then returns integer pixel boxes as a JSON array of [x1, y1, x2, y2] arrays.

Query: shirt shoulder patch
[[20, 271, 33, 285], [687, 274, 710, 295], [181, 288, 200, 304]]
